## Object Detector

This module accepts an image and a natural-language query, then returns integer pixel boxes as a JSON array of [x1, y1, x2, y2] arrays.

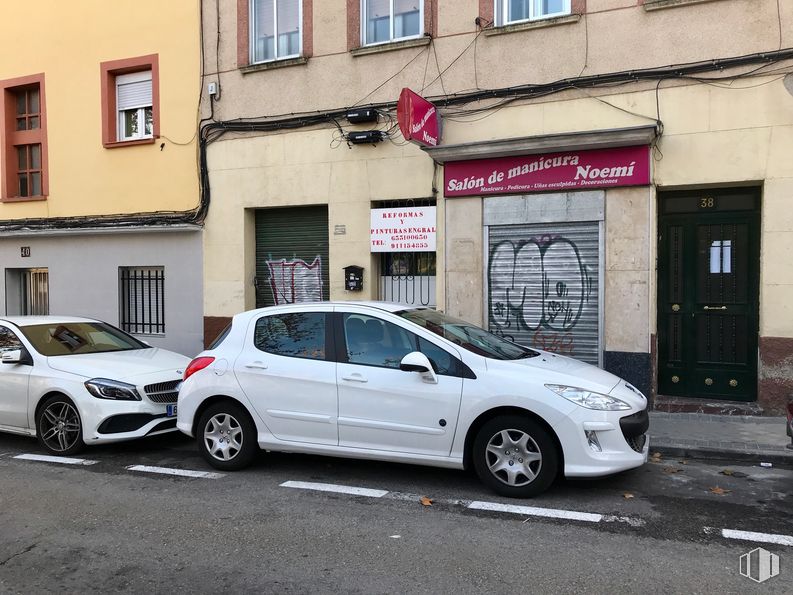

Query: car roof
[[232, 301, 421, 321], [0, 315, 99, 328]]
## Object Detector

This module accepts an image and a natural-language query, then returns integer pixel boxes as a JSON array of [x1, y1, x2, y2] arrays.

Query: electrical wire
[[351, 45, 430, 106]]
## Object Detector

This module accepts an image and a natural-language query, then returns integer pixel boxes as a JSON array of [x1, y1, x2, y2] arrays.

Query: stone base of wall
[[603, 351, 652, 402], [204, 316, 232, 349], [758, 336, 793, 416]]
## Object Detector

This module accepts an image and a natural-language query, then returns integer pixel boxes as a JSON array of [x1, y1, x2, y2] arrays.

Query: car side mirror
[[1, 349, 31, 366], [399, 352, 438, 384]]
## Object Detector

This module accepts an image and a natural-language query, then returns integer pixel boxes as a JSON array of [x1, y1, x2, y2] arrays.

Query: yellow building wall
[[0, 0, 200, 220]]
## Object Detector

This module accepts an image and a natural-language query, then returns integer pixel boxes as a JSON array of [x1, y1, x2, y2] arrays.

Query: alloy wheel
[[485, 428, 543, 487], [203, 413, 244, 462], [39, 401, 82, 453]]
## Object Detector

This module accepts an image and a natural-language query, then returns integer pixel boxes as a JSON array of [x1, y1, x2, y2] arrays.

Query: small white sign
[[370, 206, 436, 253]]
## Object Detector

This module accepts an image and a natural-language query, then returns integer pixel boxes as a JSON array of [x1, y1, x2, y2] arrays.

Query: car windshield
[[20, 322, 150, 357], [397, 309, 539, 360]]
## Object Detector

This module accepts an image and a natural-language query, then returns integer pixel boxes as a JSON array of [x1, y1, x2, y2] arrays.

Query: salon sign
[[444, 145, 650, 197], [370, 206, 436, 252]]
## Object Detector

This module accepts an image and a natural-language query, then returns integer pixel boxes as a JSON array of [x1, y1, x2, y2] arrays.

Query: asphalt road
[[0, 432, 790, 594]]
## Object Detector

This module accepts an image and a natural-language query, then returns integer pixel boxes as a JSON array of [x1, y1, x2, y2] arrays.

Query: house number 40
[[20, 247, 31, 257]]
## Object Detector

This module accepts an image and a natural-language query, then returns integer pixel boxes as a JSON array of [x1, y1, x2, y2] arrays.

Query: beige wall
[[201, 0, 789, 120], [204, 128, 435, 316], [0, 0, 201, 220]]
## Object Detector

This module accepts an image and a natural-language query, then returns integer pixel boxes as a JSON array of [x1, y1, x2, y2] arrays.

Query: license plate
[[166, 404, 178, 417]]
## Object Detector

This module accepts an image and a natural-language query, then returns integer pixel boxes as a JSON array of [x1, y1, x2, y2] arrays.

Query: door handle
[[703, 305, 727, 311], [244, 361, 268, 370], [341, 373, 368, 383]]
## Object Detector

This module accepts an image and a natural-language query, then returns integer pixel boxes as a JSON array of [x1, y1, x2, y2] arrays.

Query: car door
[[336, 310, 464, 457], [0, 325, 33, 429], [234, 307, 338, 445]]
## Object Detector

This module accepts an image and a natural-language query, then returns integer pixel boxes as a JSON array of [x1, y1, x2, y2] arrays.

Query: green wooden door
[[657, 190, 760, 401]]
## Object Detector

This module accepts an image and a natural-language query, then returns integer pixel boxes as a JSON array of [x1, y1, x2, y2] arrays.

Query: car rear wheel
[[197, 402, 258, 471], [473, 415, 558, 498], [36, 395, 85, 456]]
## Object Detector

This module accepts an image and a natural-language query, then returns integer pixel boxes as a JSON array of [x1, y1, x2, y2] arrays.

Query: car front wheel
[[36, 395, 85, 456], [472, 415, 558, 498], [197, 401, 258, 471]]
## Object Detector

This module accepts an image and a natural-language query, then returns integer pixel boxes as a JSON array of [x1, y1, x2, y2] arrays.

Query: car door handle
[[244, 361, 268, 370], [341, 373, 368, 383]]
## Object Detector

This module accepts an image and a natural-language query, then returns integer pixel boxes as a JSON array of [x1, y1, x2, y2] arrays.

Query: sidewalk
[[649, 411, 793, 466]]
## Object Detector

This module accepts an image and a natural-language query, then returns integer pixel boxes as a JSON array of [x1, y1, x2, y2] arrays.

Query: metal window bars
[[119, 267, 165, 335]]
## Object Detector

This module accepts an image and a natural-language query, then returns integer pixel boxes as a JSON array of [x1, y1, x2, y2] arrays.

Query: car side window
[[0, 326, 23, 353], [254, 313, 326, 360], [418, 336, 458, 376], [343, 314, 415, 369]]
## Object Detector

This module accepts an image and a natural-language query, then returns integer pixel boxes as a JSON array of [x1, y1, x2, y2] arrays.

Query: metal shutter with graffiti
[[255, 206, 330, 308], [488, 221, 601, 365]]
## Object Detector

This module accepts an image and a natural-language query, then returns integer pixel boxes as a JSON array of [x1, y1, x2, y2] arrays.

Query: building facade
[[200, 0, 793, 413], [0, 1, 204, 356]]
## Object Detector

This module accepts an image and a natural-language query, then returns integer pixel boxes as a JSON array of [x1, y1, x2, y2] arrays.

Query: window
[[250, 0, 301, 62], [362, 0, 423, 45], [344, 313, 416, 368], [116, 71, 153, 141], [119, 267, 165, 335], [254, 312, 326, 360], [0, 326, 23, 354], [100, 55, 159, 147], [1, 74, 47, 200], [495, 0, 570, 25]]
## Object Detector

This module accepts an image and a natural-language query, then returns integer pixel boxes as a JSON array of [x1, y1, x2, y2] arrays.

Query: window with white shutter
[[116, 71, 153, 141]]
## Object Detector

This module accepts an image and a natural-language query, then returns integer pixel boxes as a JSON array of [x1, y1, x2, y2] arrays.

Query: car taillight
[[184, 356, 215, 380]]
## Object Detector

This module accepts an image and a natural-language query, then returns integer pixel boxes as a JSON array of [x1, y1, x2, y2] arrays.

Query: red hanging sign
[[397, 88, 440, 147]]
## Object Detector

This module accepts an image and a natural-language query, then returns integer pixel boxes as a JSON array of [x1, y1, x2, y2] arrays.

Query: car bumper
[[553, 406, 649, 478], [80, 399, 178, 444]]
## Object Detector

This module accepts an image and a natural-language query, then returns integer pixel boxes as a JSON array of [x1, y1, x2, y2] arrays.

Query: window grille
[[119, 267, 165, 335]]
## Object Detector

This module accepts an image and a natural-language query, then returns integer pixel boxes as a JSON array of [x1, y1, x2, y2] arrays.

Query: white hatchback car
[[178, 302, 649, 497], [0, 316, 190, 455]]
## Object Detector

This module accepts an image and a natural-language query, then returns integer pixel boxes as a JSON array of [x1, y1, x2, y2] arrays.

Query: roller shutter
[[488, 221, 601, 365], [255, 206, 329, 308]]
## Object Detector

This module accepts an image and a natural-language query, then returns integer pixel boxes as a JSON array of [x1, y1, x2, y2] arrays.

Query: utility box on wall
[[344, 265, 364, 291]]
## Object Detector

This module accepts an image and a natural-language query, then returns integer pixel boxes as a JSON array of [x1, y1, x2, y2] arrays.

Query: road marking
[[711, 527, 793, 547], [280, 480, 388, 498], [13, 453, 98, 466], [126, 465, 224, 479], [467, 500, 603, 523]]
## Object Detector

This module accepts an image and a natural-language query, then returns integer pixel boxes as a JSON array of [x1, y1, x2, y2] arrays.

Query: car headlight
[[545, 384, 631, 411], [85, 378, 141, 401]]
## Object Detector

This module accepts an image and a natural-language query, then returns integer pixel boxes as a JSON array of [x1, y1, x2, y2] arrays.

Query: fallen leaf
[[420, 496, 433, 507], [720, 469, 734, 476], [650, 452, 663, 463], [709, 486, 731, 495], [663, 466, 682, 474], [622, 492, 635, 499], [678, 460, 688, 465]]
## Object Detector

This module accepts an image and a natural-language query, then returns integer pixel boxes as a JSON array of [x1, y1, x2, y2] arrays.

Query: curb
[[652, 444, 793, 467]]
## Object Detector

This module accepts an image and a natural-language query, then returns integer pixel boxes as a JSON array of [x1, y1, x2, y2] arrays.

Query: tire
[[472, 415, 558, 498], [197, 401, 258, 471], [36, 395, 85, 456]]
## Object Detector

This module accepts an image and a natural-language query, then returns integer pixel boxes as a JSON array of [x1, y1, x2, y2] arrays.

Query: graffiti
[[488, 235, 594, 357], [266, 256, 323, 305]]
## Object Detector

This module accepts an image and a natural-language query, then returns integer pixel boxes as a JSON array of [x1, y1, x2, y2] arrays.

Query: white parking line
[[712, 528, 793, 547], [467, 501, 603, 523], [126, 465, 224, 479], [14, 453, 98, 466], [280, 480, 389, 498]]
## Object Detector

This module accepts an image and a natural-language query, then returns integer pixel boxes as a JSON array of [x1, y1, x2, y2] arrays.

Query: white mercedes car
[[0, 316, 190, 455], [177, 302, 649, 498]]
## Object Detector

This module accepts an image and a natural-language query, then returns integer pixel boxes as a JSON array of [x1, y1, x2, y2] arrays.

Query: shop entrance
[[657, 189, 760, 401]]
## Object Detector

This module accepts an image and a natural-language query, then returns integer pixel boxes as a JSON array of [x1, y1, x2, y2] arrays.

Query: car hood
[[495, 350, 622, 395], [45, 348, 190, 381]]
